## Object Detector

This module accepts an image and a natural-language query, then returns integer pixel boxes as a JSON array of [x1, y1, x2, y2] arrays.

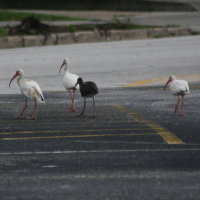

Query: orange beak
[[9, 72, 19, 87]]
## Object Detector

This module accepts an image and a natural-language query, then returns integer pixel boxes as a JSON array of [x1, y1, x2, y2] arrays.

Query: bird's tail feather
[[39, 95, 45, 103], [33, 86, 45, 103]]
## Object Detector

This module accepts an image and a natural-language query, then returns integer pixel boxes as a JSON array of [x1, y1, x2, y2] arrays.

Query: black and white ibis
[[9, 69, 45, 119], [164, 75, 189, 116], [59, 58, 79, 112]]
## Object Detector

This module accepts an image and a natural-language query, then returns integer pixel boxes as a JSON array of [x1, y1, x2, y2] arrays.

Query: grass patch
[[0, 10, 86, 21], [72, 17, 160, 32], [0, 27, 9, 37], [68, 22, 158, 33], [0, 15, 174, 37], [0, 21, 160, 37]]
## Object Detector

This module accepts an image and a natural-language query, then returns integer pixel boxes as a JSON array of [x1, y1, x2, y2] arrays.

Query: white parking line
[[0, 148, 200, 156]]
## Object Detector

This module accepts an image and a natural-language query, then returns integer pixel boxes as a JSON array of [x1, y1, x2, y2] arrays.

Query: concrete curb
[[0, 27, 192, 49]]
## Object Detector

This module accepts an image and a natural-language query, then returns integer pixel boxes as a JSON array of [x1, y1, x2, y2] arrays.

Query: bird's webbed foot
[[69, 106, 77, 112], [179, 112, 185, 117], [27, 114, 37, 120]]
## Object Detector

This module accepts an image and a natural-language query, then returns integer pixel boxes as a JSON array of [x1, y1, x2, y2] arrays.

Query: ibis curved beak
[[164, 79, 170, 91], [75, 81, 78, 88], [59, 61, 65, 74], [9, 72, 18, 87]]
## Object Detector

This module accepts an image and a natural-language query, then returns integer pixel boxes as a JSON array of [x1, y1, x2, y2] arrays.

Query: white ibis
[[59, 58, 79, 112], [164, 75, 189, 116], [9, 69, 45, 119], [75, 77, 98, 116]]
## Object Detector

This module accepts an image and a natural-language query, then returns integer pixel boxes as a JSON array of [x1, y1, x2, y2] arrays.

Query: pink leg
[[174, 96, 180, 113], [71, 91, 77, 112], [19, 99, 28, 118], [29, 99, 38, 120], [68, 90, 73, 110], [179, 95, 185, 116], [68, 90, 77, 112]]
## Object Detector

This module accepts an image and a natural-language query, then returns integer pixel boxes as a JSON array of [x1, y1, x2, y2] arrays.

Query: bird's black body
[[79, 81, 98, 97], [75, 77, 98, 116]]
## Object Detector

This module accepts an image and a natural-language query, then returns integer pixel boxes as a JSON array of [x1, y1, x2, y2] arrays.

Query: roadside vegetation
[[0, 27, 9, 37], [0, 10, 85, 21], [0, 10, 86, 37], [0, 10, 170, 37], [67, 17, 158, 33]]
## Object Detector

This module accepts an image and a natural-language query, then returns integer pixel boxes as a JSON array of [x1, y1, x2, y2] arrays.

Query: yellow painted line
[[0, 128, 152, 135], [0, 118, 85, 123], [2, 132, 160, 141], [190, 85, 200, 89], [111, 104, 184, 144], [0, 119, 144, 125], [123, 77, 165, 87], [123, 74, 200, 87]]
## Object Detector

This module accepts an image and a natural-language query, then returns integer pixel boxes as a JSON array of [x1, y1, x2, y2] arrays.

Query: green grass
[[0, 14, 173, 37], [72, 22, 158, 32], [0, 27, 9, 37], [0, 10, 86, 21], [0, 21, 160, 37]]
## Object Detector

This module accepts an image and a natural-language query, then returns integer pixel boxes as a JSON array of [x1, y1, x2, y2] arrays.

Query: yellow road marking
[[123, 74, 200, 87], [0, 128, 152, 135], [0, 105, 184, 144], [0, 115, 108, 123], [2, 132, 163, 141], [111, 104, 184, 144], [123, 77, 165, 87], [0, 119, 144, 125]]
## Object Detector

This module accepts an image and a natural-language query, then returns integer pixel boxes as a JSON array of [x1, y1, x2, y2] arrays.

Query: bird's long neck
[[64, 63, 69, 73], [79, 82, 85, 89], [17, 74, 23, 85]]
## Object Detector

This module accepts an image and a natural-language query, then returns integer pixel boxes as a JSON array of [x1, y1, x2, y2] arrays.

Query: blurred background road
[[0, 35, 200, 94]]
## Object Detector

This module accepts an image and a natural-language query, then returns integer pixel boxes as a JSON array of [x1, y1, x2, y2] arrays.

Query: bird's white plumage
[[169, 79, 189, 95], [59, 58, 79, 112], [164, 75, 190, 116], [61, 59, 79, 90], [18, 79, 45, 103], [9, 69, 45, 119], [63, 71, 79, 90]]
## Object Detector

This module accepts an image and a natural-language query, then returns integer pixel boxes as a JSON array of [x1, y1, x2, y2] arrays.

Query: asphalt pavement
[[0, 86, 200, 200]]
